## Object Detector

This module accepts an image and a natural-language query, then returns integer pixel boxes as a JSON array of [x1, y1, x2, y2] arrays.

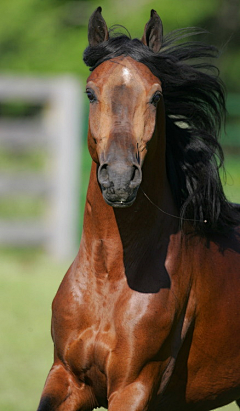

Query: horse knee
[[37, 363, 95, 411]]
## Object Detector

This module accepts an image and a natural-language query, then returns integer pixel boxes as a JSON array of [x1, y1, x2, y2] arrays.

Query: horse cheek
[[88, 138, 99, 163]]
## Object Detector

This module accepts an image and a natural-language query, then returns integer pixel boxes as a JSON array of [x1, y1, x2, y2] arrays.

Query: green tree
[[0, 0, 239, 90]]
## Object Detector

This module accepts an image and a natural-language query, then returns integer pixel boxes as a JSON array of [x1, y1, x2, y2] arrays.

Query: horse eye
[[86, 89, 97, 103], [150, 92, 161, 106]]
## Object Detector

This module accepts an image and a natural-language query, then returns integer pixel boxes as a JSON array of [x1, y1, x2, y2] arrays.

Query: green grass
[[0, 195, 46, 219], [0, 251, 67, 411], [0, 149, 47, 172], [1, 152, 240, 411]]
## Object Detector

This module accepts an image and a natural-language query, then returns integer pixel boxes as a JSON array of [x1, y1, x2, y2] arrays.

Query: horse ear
[[88, 7, 109, 47], [141, 9, 163, 53]]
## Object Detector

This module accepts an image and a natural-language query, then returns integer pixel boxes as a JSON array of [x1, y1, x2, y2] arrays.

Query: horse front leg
[[37, 362, 96, 411], [108, 380, 154, 411], [107, 362, 161, 411]]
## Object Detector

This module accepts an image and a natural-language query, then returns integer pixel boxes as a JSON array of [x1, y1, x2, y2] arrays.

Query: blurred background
[[0, 1, 239, 410]]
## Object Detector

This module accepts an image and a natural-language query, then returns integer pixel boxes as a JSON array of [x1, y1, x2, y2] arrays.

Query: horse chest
[[53, 279, 175, 387]]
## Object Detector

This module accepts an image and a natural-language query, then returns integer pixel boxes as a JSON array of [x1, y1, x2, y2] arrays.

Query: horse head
[[85, 8, 164, 208]]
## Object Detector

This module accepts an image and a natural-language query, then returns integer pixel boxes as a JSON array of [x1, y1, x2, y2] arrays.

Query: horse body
[[40, 161, 240, 410], [37, 8, 240, 411]]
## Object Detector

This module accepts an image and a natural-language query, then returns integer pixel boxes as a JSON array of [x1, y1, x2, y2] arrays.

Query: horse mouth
[[104, 196, 136, 208], [98, 161, 142, 208], [101, 187, 138, 208]]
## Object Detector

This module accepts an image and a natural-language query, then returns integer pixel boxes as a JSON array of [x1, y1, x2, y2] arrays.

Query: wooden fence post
[[0, 75, 82, 261]]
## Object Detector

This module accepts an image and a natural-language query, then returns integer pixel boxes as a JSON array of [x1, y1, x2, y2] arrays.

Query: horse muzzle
[[98, 161, 142, 207]]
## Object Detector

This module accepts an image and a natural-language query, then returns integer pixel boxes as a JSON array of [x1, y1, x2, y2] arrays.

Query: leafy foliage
[[0, 0, 239, 90]]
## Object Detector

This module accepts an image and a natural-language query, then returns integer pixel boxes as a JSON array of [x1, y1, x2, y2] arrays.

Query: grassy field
[[1, 152, 240, 411]]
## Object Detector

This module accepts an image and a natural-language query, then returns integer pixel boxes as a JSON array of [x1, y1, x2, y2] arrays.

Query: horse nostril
[[98, 163, 111, 188], [130, 164, 142, 188]]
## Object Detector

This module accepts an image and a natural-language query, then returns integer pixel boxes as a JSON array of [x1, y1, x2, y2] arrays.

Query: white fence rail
[[0, 76, 82, 260]]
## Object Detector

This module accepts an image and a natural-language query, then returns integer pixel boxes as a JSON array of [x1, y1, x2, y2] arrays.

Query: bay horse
[[37, 8, 240, 411]]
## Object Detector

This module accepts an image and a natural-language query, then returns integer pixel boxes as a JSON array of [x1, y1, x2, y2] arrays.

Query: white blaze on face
[[122, 67, 132, 84]]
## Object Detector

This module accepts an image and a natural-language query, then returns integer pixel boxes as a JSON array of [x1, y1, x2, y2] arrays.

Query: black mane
[[83, 29, 240, 235]]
